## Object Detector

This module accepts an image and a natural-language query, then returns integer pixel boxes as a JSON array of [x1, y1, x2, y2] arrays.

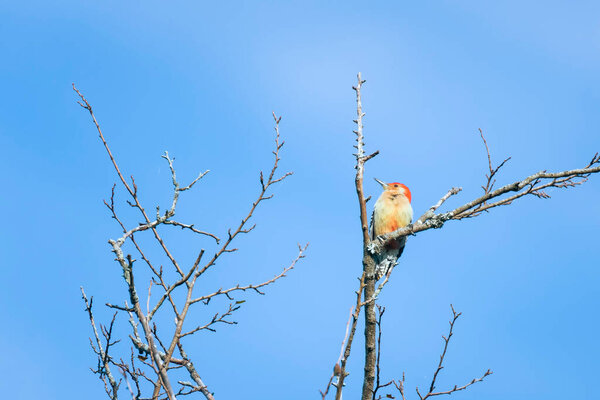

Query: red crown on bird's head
[[388, 182, 411, 203], [374, 178, 412, 202]]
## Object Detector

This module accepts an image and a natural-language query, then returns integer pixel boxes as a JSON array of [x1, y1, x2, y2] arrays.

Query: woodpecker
[[371, 178, 413, 280]]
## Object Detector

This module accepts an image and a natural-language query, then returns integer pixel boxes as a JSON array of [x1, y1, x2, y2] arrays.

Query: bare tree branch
[[351, 73, 381, 400], [353, 73, 376, 245], [77, 86, 305, 400], [81, 287, 120, 400], [322, 73, 383, 400], [194, 112, 293, 279], [73, 84, 189, 278], [191, 243, 307, 305], [320, 307, 353, 399], [179, 302, 241, 336], [113, 348, 149, 400], [392, 373, 407, 400], [176, 344, 215, 400], [415, 187, 462, 225], [111, 251, 176, 399], [478, 128, 512, 198], [333, 273, 368, 400], [372, 305, 393, 400], [415, 306, 492, 400], [368, 148, 600, 255]]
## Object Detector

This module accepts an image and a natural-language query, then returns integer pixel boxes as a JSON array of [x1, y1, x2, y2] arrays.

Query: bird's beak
[[374, 178, 387, 188]]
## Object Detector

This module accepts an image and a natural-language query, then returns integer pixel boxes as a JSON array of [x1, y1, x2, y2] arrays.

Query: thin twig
[[320, 307, 353, 399], [333, 273, 367, 400], [195, 112, 293, 278], [415, 305, 492, 400], [74, 84, 188, 277], [191, 244, 307, 305], [372, 305, 393, 400], [81, 287, 120, 400]]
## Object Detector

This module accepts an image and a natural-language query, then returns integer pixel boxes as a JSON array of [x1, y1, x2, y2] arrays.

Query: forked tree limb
[[76, 86, 305, 400], [415, 306, 492, 400]]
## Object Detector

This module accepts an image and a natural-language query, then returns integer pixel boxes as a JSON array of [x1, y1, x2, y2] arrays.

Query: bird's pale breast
[[373, 194, 413, 237]]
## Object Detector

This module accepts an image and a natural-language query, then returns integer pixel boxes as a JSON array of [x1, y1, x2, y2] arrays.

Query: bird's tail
[[374, 237, 406, 281], [374, 252, 398, 281]]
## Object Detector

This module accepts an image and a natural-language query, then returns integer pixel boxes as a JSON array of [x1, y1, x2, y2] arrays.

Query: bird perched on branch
[[371, 178, 413, 280]]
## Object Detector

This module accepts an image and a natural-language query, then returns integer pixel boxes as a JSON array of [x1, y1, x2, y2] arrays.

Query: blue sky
[[1, 1, 599, 399]]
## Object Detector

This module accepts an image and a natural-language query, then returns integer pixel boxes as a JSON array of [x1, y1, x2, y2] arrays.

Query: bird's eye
[[394, 184, 398, 187]]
